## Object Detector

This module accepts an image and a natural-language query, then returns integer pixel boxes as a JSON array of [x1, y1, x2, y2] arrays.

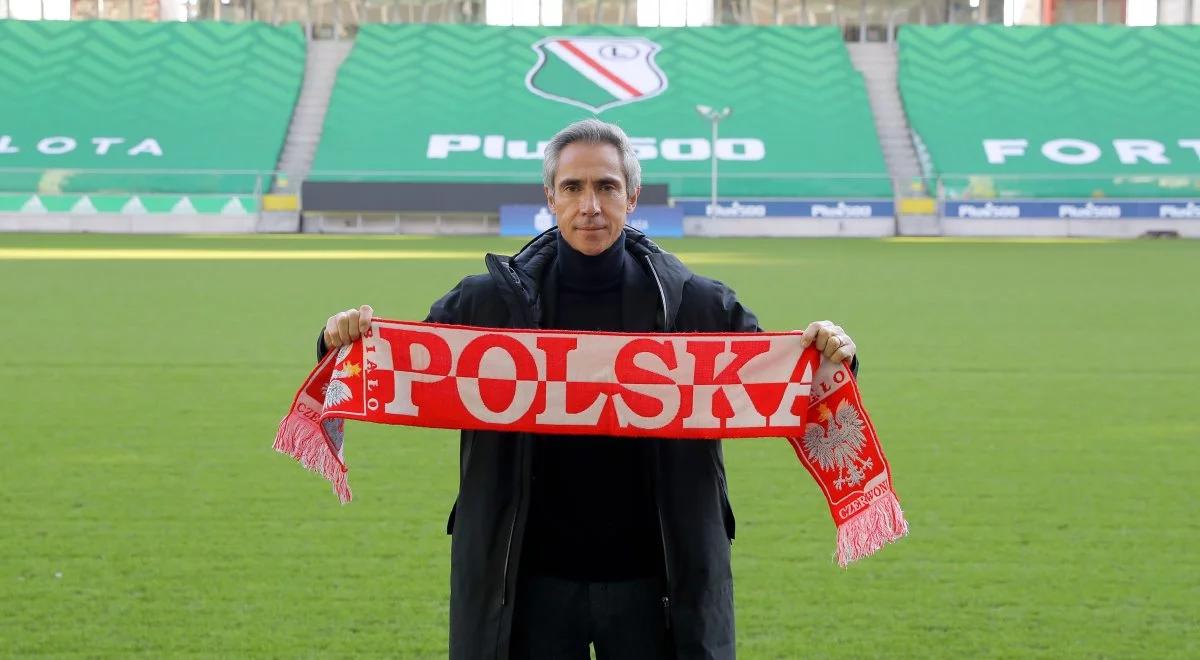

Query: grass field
[[1, 233, 1197, 658]]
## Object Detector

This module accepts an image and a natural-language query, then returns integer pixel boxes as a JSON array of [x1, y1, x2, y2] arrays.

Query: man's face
[[545, 141, 640, 256]]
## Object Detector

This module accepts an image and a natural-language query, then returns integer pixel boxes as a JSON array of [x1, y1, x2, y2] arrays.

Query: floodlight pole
[[695, 105, 732, 223], [710, 115, 718, 223]]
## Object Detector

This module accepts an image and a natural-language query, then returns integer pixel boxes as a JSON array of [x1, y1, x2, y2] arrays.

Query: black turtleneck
[[520, 232, 662, 582], [554, 230, 626, 293]]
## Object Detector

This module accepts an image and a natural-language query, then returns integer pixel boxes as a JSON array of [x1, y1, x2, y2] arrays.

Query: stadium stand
[[899, 25, 1200, 199], [0, 20, 305, 205], [311, 24, 891, 198]]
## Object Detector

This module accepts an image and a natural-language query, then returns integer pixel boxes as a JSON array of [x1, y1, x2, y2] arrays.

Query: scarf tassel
[[835, 488, 908, 567], [274, 411, 352, 504]]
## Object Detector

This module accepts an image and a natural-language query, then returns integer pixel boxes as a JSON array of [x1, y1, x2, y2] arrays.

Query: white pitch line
[[178, 233, 437, 241], [0, 248, 483, 260], [885, 237, 1118, 245]]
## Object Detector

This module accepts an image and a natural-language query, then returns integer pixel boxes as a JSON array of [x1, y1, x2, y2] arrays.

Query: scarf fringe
[[274, 411, 352, 504], [836, 489, 908, 567]]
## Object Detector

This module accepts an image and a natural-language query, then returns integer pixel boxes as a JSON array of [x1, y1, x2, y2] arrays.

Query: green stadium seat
[[312, 25, 891, 198], [0, 20, 305, 196], [899, 25, 1200, 199]]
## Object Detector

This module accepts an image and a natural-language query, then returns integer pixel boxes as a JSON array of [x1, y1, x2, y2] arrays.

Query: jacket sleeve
[[424, 278, 466, 325], [722, 284, 762, 334]]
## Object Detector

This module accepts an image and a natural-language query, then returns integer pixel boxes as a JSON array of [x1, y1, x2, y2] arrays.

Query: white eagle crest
[[335, 344, 352, 363], [323, 380, 352, 407], [801, 400, 871, 490]]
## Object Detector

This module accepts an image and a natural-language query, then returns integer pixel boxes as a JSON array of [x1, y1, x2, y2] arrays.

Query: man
[[320, 119, 858, 659]]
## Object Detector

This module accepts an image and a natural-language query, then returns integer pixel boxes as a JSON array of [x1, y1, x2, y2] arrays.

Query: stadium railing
[[6, 166, 1196, 219], [936, 173, 1200, 201], [0, 169, 285, 215]]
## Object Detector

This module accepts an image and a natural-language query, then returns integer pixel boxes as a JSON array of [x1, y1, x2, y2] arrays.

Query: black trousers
[[510, 575, 675, 660]]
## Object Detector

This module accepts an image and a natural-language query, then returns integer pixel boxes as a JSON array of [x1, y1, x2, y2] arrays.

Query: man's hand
[[800, 320, 856, 363], [323, 305, 374, 349]]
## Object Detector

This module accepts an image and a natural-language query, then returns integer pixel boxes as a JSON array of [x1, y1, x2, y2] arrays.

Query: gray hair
[[542, 118, 642, 194]]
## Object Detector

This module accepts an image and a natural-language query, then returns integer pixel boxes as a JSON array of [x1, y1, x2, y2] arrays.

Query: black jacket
[[429, 229, 758, 660]]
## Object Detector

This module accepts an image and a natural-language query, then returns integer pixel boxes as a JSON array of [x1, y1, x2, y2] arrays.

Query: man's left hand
[[800, 320, 856, 363]]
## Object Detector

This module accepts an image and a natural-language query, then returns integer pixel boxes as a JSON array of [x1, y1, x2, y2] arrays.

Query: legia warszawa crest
[[526, 37, 667, 113]]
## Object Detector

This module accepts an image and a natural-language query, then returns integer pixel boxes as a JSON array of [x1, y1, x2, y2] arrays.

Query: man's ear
[[627, 185, 641, 212], [544, 186, 555, 211]]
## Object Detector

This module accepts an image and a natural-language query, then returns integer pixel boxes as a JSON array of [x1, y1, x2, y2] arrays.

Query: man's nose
[[578, 189, 601, 216]]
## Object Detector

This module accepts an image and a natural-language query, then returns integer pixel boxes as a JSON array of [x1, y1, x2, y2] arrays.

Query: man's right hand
[[323, 304, 374, 350]]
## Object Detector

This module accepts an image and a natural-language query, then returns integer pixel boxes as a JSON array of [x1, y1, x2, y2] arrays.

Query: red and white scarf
[[274, 319, 908, 566]]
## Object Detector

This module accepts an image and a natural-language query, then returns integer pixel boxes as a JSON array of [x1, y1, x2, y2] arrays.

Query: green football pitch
[[2, 233, 1196, 658]]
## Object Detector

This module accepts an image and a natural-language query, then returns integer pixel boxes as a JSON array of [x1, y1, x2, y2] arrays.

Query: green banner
[[0, 20, 304, 195], [313, 25, 890, 198], [899, 25, 1200, 198]]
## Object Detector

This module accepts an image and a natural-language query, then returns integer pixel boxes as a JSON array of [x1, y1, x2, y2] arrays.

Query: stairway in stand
[[274, 40, 355, 194]]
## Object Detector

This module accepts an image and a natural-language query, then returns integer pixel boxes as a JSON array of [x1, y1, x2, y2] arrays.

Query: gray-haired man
[[320, 119, 857, 659]]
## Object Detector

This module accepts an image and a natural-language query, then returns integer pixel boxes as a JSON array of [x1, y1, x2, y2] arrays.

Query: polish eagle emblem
[[323, 347, 361, 408], [801, 401, 871, 490], [323, 379, 352, 407]]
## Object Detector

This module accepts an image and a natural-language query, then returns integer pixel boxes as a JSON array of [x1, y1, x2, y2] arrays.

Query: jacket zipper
[[494, 257, 535, 608], [500, 499, 519, 606], [644, 256, 669, 332], [656, 487, 672, 630], [645, 255, 673, 630]]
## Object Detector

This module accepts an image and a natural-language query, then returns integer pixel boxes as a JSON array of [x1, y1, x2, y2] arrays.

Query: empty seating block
[[313, 25, 890, 198], [0, 20, 305, 196], [899, 25, 1200, 199]]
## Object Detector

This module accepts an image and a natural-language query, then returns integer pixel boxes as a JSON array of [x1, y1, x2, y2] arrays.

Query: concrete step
[[847, 42, 925, 198], [273, 40, 355, 193]]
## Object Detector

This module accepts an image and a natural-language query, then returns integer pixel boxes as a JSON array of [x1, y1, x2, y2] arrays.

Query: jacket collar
[[488, 227, 690, 330]]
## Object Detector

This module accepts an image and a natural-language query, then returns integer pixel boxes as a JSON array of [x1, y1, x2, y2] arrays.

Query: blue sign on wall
[[500, 204, 684, 237], [945, 200, 1200, 219], [675, 199, 895, 219]]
